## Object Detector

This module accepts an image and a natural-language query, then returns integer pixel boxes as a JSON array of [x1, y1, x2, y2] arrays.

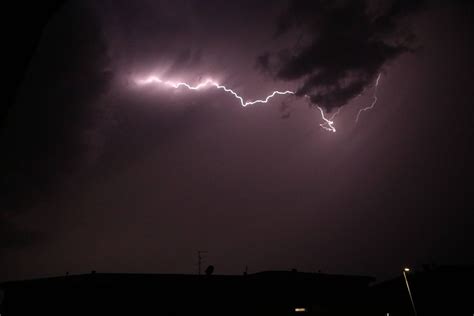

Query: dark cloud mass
[[257, 0, 423, 112], [0, 1, 112, 247]]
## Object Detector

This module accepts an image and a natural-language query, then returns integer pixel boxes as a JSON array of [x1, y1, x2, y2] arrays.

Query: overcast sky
[[1, 0, 473, 282]]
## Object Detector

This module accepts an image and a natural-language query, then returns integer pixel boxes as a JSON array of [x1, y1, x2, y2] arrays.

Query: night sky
[[1, 0, 474, 282]]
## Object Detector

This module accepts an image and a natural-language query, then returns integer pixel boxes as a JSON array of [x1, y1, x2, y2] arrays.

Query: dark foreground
[[0, 265, 472, 315]]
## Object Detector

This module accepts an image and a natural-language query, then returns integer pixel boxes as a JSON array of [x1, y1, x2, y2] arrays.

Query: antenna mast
[[197, 250, 208, 275]]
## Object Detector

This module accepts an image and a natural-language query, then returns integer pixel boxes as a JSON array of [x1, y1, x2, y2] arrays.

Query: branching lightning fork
[[317, 106, 340, 133], [355, 73, 382, 123], [135, 74, 381, 133]]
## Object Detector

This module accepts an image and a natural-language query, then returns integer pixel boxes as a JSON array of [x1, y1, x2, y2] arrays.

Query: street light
[[402, 267, 417, 316]]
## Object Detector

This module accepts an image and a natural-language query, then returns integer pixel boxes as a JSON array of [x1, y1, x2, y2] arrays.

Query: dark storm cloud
[[0, 1, 112, 247], [257, 0, 423, 112]]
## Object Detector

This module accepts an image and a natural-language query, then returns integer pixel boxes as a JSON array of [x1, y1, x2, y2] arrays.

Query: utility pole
[[403, 268, 417, 316], [197, 250, 208, 275]]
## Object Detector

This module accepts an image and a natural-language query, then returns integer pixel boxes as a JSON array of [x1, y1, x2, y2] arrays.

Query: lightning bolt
[[355, 73, 382, 123], [135, 75, 348, 133], [303, 94, 339, 133], [135, 76, 294, 107], [317, 106, 340, 133]]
